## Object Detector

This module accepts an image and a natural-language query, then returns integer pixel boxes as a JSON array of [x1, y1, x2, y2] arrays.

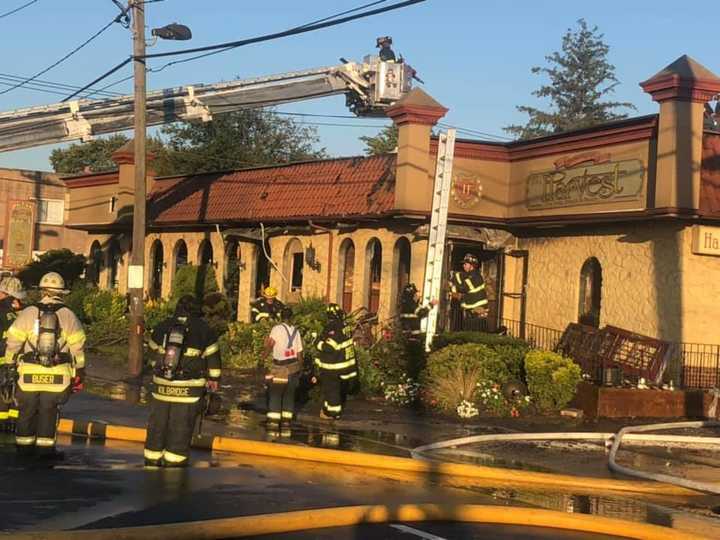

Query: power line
[[0, 0, 39, 20], [0, 15, 122, 96], [144, 0, 425, 60], [0, 72, 123, 98], [149, 0, 395, 73], [65, 0, 424, 101]]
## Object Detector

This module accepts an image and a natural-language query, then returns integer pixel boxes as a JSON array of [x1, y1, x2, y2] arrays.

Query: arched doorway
[[150, 240, 164, 299], [283, 238, 304, 302], [365, 238, 382, 315], [224, 239, 240, 316], [338, 239, 355, 313], [393, 237, 411, 312], [107, 238, 121, 289], [88, 240, 102, 286], [173, 240, 188, 285], [578, 257, 602, 328], [198, 239, 214, 266]]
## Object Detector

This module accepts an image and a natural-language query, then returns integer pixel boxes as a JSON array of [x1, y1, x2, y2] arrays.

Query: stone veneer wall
[[512, 223, 720, 345]]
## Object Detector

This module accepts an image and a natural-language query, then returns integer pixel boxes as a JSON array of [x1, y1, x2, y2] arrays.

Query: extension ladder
[[421, 128, 456, 352]]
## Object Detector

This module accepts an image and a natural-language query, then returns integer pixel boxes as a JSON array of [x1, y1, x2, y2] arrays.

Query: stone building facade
[[63, 55, 720, 361]]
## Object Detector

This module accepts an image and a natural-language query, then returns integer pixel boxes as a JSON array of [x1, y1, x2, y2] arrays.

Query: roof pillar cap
[[640, 55, 720, 103], [386, 88, 448, 126]]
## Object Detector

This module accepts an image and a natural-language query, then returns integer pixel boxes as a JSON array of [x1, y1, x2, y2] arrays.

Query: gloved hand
[[207, 380, 219, 392], [72, 368, 85, 393]]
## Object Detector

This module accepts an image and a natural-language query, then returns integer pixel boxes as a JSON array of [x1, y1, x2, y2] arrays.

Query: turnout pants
[[144, 397, 201, 467], [15, 388, 67, 455], [320, 372, 343, 418], [267, 373, 299, 423], [0, 397, 18, 431]]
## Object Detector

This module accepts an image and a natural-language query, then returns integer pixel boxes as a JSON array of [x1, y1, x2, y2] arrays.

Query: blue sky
[[0, 0, 713, 171]]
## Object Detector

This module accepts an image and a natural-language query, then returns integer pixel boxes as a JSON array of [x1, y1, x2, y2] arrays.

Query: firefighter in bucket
[[145, 295, 221, 467]]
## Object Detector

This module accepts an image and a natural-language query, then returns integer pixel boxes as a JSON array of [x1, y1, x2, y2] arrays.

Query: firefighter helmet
[[38, 272, 68, 293], [462, 253, 479, 267], [262, 286, 278, 299], [402, 283, 418, 296], [0, 276, 25, 299], [326, 303, 345, 320]]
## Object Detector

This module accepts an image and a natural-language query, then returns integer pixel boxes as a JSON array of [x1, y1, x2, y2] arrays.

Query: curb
[[0, 503, 707, 539], [57, 417, 699, 496]]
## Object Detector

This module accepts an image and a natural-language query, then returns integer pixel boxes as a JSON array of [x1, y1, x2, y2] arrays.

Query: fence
[[500, 319, 720, 390]]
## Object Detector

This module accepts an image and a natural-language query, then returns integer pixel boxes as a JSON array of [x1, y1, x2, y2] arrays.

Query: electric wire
[[0, 72, 123, 98], [0, 15, 122, 96], [65, 0, 424, 101], [148, 0, 395, 73], [0, 0, 39, 20]]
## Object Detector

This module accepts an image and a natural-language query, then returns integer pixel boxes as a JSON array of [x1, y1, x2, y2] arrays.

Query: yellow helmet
[[39, 272, 67, 293], [0, 276, 25, 299], [263, 286, 278, 299]]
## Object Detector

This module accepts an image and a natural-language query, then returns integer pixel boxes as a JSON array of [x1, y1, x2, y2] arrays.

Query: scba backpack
[[34, 304, 63, 367], [160, 319, 189, 379]]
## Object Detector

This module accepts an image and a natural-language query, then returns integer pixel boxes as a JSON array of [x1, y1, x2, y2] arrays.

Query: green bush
[[219, 319, 273, 369], [524, 350, 582, 412], [144, 298, 174, 335], [82, 289, 129, 347], [432, 332, 529, 383], [170, 264, 218, 304], [202, 291, 232, 336], [420, 344, 511, 412], [356, 346, 383, 396], [18, 249, 86, 288], [64, 280, 96, 322]]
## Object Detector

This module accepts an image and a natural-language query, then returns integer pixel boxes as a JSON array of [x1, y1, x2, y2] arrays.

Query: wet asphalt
[[1, 390, 720, 538]]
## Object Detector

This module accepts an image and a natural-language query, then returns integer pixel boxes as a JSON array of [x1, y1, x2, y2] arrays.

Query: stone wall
[[511, 223, 720, 345]]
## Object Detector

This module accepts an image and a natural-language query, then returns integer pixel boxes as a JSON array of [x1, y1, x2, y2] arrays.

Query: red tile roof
[[148, 155, 396, 225]]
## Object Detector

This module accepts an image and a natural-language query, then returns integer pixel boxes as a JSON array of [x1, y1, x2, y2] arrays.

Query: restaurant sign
[[526, 157, 644, 210], [4, 200, 34, 269], [692, 225, 720, 257]]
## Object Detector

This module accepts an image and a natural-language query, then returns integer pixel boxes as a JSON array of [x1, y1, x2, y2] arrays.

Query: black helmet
[[326, 303, 345, 320], [463, 253, 479, 267], [402, 283, 418, 296]]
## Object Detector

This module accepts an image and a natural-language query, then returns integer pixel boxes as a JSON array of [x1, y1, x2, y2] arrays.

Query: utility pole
[[127, 0, 146, 378]]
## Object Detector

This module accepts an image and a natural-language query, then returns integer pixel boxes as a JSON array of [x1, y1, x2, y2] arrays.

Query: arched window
[[198, 239, 214, 266], [578, 257, 602, 328], [337, 238, 355, 313], [366, 238, 382, 314], [283, 238, 304, 300], [150, 240, 164, 299], [393, 237, 411, 310], [224, 239, 240, 315], [88, 240, 102, 286], [173, 240, 188, 284], [107, 239, 121, 290]]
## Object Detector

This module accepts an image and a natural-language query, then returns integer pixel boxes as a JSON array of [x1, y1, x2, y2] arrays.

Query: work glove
[[72, 368, 85, 393]]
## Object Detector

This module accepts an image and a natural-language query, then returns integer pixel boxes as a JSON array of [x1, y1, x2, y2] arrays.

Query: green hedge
[[524, 350, 582, 412]]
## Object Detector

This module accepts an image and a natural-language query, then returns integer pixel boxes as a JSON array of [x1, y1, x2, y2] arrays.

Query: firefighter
[[3, 272, 85, 459], [314, 304, 357, 420], [145, 294, 221, 467], [250, 286, 285, 323], [398, 283, 437, 339], [450, 253, 489, 319], [264, 306, 303, 425], [0, 277, 25, 432]]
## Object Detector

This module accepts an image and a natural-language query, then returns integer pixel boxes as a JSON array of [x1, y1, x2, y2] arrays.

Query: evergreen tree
[[359, 124, 398, 155], [50, 134, 130, 174], [505, 19, 636, 140]]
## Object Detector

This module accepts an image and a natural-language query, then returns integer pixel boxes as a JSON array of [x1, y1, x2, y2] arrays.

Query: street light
[[127, 1, 191, 378]]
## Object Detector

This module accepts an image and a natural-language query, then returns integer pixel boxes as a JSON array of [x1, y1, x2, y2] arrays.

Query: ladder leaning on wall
[[421, 128, 456, 352]]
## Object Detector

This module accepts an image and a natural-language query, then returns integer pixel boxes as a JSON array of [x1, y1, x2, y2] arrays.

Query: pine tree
[[505, 19, 636, 140]]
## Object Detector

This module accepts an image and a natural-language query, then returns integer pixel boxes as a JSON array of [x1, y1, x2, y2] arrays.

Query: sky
[[0, 0, 714, 171]]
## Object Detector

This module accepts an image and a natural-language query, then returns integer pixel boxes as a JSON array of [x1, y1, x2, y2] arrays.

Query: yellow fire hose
[[56, 418, 699, 497]]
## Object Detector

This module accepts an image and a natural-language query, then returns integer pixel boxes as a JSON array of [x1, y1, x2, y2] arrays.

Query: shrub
[[219, 320, 273, 369], [18, 249, 86, 288], [381, 374, 420, 406], [144, 298, 173, 335], [202, 291, 232, 336], [420, 343, 511, 413], [432, 331, 527, 351], [82, 289, 129, 347], [170, 264, 218, 304], [524, 350, 582, 412], [355, 346, 383, 396], [64, 280, 96, 322]]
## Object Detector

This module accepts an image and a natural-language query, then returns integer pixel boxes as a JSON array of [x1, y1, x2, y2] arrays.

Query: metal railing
[[500, 319, 720, 390]]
